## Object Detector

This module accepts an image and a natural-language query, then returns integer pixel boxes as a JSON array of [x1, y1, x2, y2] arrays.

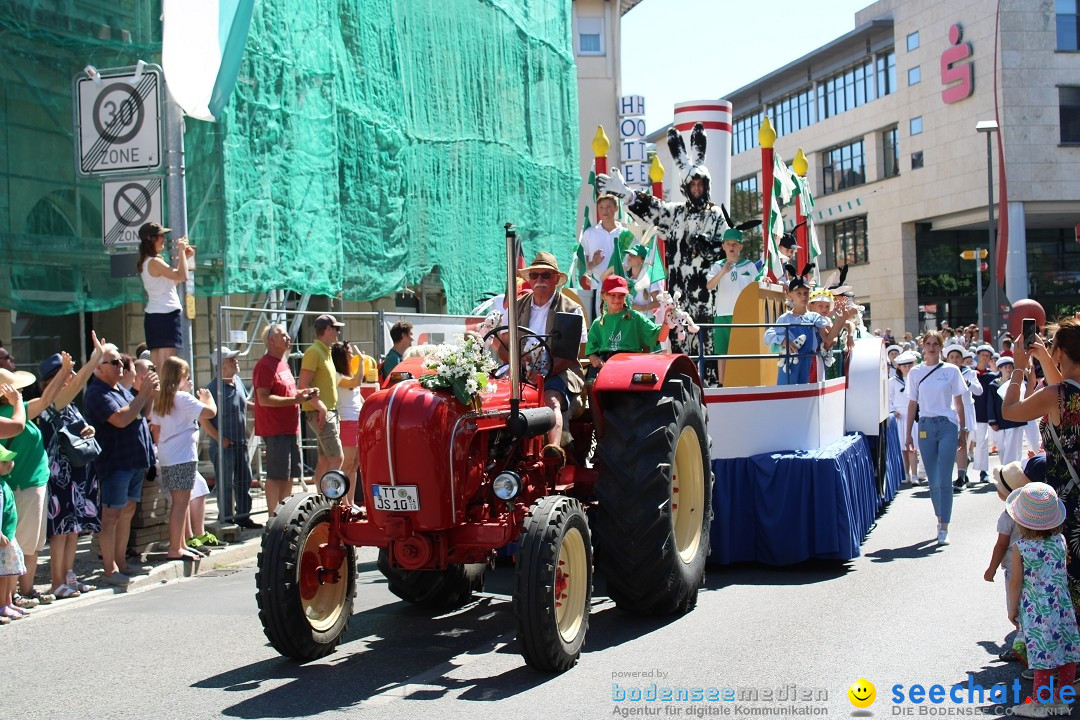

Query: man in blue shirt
[[201, 347, 260, 529], [83, 344, 157, 586]]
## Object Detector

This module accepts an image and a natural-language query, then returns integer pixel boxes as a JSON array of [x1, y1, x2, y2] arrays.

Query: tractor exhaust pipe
[[504, 223, 524, 425]]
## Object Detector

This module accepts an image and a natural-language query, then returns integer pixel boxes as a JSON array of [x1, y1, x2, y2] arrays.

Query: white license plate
[[371, 484, 420, 512]]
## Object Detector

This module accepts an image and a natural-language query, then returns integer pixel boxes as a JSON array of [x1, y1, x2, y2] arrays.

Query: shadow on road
[[864, 540, 941, 562], [194, 568, 682, 717], [704, 559, 852, 589]]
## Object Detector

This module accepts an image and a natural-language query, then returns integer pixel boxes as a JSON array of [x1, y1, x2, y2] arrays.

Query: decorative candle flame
[[592, 125, 610, 157]]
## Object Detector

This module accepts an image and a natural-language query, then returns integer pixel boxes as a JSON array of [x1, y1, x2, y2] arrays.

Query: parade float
[[594, 103, 902, 567]]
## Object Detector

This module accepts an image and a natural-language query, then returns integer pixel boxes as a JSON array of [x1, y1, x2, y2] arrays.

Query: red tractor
[[256, 225, 713, 672]]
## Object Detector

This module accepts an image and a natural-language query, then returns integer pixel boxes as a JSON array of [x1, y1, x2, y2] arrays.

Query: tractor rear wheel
[[256, 493, 356, 660], [595, 373, 713, 615], [514, 495, 593, 672], [377, 550, 486, 609]]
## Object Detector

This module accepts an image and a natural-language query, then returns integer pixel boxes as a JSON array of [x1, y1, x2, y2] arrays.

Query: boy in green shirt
[[586, 275, 671, 368]]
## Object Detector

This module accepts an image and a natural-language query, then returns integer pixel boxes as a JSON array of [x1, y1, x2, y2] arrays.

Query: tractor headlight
[[319, 470, 350, 500], [492, 471, 522, 501]]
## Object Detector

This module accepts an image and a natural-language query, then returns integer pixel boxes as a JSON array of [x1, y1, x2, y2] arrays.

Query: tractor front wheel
[[256, 493, 356, 660], [514, 495, 593, 672]]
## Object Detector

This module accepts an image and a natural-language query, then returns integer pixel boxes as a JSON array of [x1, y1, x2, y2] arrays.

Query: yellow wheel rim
[[672, 426, 705, 563], [554, 526, 588, 643], [298, 521, 347, 632]]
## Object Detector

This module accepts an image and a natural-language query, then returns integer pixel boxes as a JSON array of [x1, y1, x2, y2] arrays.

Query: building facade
[[660, 0, 1080, 336]]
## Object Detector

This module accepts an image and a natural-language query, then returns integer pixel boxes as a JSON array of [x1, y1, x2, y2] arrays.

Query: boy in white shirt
[[706, 229, 760, 386]]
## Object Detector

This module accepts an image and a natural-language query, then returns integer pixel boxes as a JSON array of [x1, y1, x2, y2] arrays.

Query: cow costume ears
[[823, 264, 852, 294], [689, 123, 707, 167], [667, 121, 709, 176], [667, 126, 688, 176], [720, 204, 763, 233], [785, 263, 816, 292]]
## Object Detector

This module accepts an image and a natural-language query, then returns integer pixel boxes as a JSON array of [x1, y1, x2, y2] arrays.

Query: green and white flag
[[792, 173, 822, 284], [568, 204, 592, 289]]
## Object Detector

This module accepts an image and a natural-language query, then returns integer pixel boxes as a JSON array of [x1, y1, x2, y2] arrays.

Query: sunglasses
[[105, 359, 124, 368], [528, 271, 554, 280]]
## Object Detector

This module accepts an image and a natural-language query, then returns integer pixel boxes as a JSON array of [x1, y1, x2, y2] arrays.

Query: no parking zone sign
[[74, 64, 164, 177], [102, 178, 163, 249]]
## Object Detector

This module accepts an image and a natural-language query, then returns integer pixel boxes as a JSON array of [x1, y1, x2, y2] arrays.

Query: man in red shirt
[[252, 324, 314, 516]]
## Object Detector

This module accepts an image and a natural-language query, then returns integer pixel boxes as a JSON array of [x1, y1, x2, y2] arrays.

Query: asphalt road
[[3, 479, 1037, 720]]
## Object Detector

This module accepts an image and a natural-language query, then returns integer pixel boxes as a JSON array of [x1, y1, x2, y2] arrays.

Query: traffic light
[[960, 249, 988, 260]]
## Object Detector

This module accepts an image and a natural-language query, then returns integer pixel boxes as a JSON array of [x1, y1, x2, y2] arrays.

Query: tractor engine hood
[[358, 378, 541, 531]]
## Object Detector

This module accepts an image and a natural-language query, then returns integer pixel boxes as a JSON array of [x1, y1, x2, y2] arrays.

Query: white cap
[[996, 355, 1015, 366], [976, 344, 995, 355], [886, 344, 902, 355], [212, 346, 240, 366], [894, 351, 918, 366]]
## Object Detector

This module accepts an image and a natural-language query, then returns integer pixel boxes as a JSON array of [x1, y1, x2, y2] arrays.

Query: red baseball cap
[[601, 275, 629, 295]]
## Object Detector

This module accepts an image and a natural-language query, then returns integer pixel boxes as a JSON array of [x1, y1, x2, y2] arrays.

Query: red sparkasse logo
[[941, 23, 974, 104]]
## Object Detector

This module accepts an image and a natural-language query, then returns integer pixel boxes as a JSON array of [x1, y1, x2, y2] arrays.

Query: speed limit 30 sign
[[74, 65, 164, 176]]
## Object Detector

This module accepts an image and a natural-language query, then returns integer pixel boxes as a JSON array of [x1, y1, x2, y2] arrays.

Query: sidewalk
[[26, 489, 269, 607]]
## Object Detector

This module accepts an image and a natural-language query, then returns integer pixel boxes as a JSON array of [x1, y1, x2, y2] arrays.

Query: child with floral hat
[[1006, 482, 1080, 716]]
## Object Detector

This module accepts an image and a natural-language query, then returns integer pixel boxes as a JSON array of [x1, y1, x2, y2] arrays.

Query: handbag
[[44, 407, 101, 468], [1048, 418, 1080, 496]]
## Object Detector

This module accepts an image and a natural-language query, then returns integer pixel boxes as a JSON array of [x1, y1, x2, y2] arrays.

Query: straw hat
[[0, 368, 36, 391], [518, 252, 568, 285], [1006, 482, 1066, 531], [994, 461, 1030, 499]]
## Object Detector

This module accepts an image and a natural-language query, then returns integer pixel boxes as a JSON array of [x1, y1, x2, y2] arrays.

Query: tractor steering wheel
[[483, 325, 554, 382]]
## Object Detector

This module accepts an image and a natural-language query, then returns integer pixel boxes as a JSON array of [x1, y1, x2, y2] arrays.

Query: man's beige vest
[[515, 291, 585, 395]]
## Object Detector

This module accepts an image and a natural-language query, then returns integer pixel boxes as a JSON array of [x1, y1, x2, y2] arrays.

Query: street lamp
[[976, 120, 999, 342]]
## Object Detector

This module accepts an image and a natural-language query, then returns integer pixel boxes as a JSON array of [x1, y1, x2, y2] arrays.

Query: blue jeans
[[918, 416, 959, 524]]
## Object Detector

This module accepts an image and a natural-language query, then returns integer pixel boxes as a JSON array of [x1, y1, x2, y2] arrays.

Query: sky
[[620, 0, 879, 134]]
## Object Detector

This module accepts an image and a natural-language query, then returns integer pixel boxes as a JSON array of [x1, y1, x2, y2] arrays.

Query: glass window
[[908, 66, 921, 85], [768, 86, 815, 138], [577, 17, 604, 56], [911, 151, 924, 169], [817, 57, 877, 120], [733, 112, 762, 155], [1058, 0, 1080, 51], [822, 216, 869, 268], [875, 50, 896, 97], [1061, 86, 1080, 143], [910, 116, 923, 135], [820, 139, 866, 195], [731, 175, 761, 220], [907, 31, 920, 51], [882, 127, 899, 178]]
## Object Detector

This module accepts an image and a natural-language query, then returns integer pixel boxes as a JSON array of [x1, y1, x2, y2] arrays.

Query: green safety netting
[[0, 0, 580, 316]]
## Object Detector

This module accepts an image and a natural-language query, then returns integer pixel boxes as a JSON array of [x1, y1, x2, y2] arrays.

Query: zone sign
[[102, 178, 163, 249], [75, 65, 164, 176]]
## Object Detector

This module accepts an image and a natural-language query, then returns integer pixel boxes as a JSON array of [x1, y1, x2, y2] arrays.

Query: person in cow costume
[[596, 122, 727, 384]]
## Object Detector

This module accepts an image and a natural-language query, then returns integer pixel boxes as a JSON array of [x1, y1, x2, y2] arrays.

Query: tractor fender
[[590, 354, 703, 438]]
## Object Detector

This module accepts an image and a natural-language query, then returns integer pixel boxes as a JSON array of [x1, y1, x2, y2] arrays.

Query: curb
[[124, 532, 264, 591]]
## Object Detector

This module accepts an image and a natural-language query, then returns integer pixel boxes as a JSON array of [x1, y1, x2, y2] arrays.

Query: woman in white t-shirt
[[136, 223, 193, 371], [150, 357, 217, 561], [905, 331, 968, 546], [331, 342, 362, 507]]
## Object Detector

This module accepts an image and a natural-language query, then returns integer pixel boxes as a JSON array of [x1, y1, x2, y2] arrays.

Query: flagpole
[[793, 148, 809, 273], [759, 117, 777, 283], [649, 152, 666, 276]]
